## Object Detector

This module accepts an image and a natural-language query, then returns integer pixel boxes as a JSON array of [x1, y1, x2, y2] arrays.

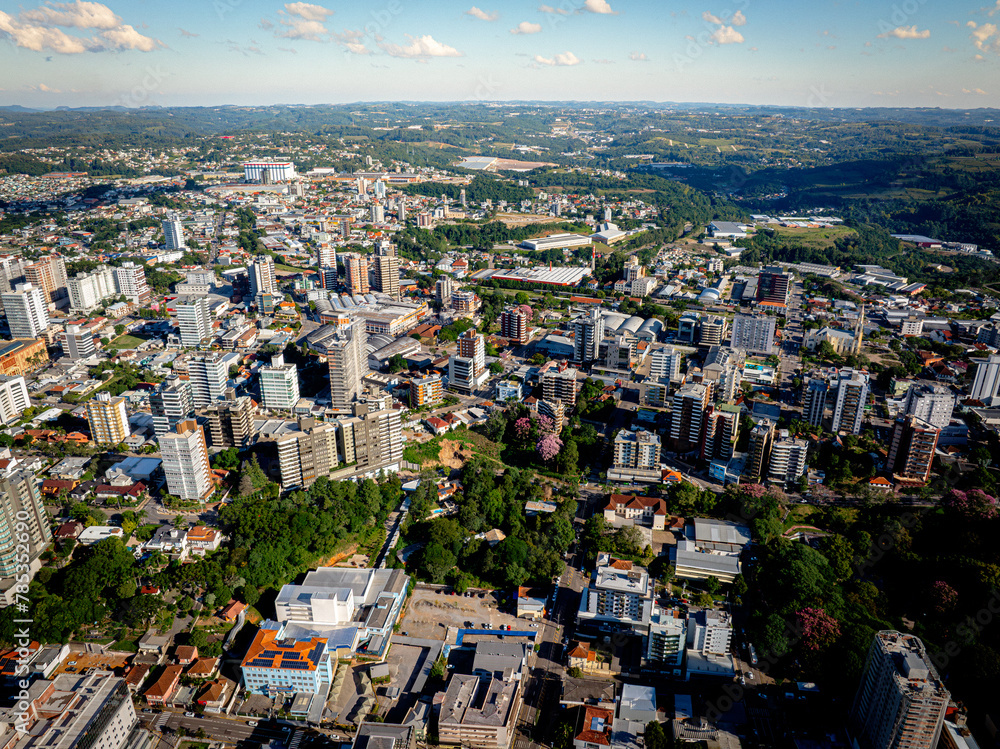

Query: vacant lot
[[400, 586, 529, 640], [773, 224, 856, 250], [106, 334, 147, 350]]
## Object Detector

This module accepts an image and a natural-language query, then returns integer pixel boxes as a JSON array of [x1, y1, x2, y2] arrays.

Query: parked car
[[184, 712, 196, 718]]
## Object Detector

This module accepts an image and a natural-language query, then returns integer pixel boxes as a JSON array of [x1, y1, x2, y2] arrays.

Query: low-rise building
[[438, 673, 523, 749]]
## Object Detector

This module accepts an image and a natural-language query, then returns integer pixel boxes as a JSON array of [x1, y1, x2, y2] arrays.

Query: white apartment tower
[[901, 383, 955, 429], [68, 266, 117, 313], [327, 318, 367, 410], [187, 353, 228, 408], [159, 419, 213, 502], [64, 324, 97, 361], [260, 353, 300, 411], [163, 214, 187, 250], [832, 369, 870, 435], [2, 283, 49, 339], [572, 307, 605, 364], [373, 242, 400, 300], [176, 297, 212, 348], [113, 262, 151, 304]]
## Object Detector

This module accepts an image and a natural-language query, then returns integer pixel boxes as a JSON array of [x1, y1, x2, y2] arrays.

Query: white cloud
[[710, 25, 744, 44], [178, 27, 199, 38], [333, 28, 370, 54], [35, 82, 60, 92], [466, 6, 499, 21], [702, 10, 746, 44], [877, 25, 930, 39], [990, 0, 1000, 16], [629, 50, 648, 61], [538, 4, 570, 14], [582, 0, 616, 14], [283, 3, 333, 22], [969, 21, 999, 52], [0, 3, 162, 53], [511, 21, 542, 34], [21, 1, 120, 30], [534, 50, 581, 65], [276, 2, 333, 41], [592, 57, 614, 63], [379, 34, 463, 58], [963, 87, 988, 94]]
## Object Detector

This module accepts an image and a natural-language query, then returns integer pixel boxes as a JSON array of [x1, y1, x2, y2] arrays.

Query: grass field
[[773, 224, 856, 250], [106, 334, 146, 350]]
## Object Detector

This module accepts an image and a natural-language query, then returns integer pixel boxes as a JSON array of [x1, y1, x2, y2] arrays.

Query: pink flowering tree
[[930, 580, 959, 614], [796, 607, 841, 652], [943, 489, 998, 520], [740, 483, 768, 499], [514, 416, 534, 440], [537, 434, 563, 462], [537, 415, 555, 433]]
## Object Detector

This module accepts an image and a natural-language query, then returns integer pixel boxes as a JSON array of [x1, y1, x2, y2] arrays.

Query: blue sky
[[1, 0, 999, 108]]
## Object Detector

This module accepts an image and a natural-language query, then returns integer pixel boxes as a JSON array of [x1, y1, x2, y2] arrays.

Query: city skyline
[[0, 0, 998, 109]]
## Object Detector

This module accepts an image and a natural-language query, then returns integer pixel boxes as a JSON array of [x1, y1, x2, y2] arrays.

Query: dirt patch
[[437, 440, 477, 470], [317, 545, 359, 567]]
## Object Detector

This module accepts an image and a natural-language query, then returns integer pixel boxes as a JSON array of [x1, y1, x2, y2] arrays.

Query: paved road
[[144, 709, 277, 743]]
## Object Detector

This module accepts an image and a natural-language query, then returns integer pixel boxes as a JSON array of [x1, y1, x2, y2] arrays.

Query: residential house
[[144, 664, 183, 705]]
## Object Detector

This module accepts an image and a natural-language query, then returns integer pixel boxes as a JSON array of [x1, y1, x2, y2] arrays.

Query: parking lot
[[54, 652, 132, 675], [400, 586, 533, 640]]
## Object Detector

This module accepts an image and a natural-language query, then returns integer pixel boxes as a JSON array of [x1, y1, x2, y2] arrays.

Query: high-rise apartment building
[[249, 255, 278, 302], [449, 329, 487, 395], [276, 417, 339, 490], [541, 366, 578, 407], [900, 383, 955, 429], [24, 255, 67, 302], [370, 202, 385, 224], [700, 403, 740, 462], [670, 383, 709, 453], [176, 297, 212, 348], [113, 262, 151, 305], [886, 415, 940, 485], [730, 313, 776, 355], [260, 353, 300, 411], [610, 429, 662, 482], [699, 316, 728, 347], [572, 307, 605, 364], [2, 283, 49, 339], [538, 398, 565, 434], [343, 253, 370, 295], [86, 392, 131, 445], [410, 374, 443, 408], [850, 631, 949, 749], [335, 398, 404, 473], [327, 318, 367, 410], [803, 376, 829, 427], [0, 375, 30, 424], [435, 275, 453, 307], [373, 242, 400, 300], [768, 436, 809, 486], [150, 377, 194, 437], [832, 369, 870, 435], [19, 673, 137, 749], [198, 394, 254, 448], [452, 290, 479, 314], [64, 323, 96, 361], [316, 243, 338, 288], [578, 552, 654, 635], [756, 266, 792, 306], [68, 266, 117, 312], [745, 419, 775, 480], [163, 214, 187, 250], [649, 347, 682, 382], [500, 306, 531, 345], [187, 353, 228, 408], [0, 452, 50, 584], [159, 419, 213, 502]]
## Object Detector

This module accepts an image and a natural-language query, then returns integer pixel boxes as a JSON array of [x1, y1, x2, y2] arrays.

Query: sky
[[1, 0, 999, 109]]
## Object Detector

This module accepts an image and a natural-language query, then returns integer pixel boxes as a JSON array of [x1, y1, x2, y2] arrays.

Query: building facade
[[159, 419, 213, 502], [86, 392, 131, 445]]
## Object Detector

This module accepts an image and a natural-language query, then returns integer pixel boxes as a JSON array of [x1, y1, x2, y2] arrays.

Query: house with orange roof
[[869, 476, 893, 490], [187, 657, 220, 680], [240, 622, 334, 695], [196, 679, 232, 711], [144, 664, 183, 705], [574, 705, 615, 749], [219, 600, 246, 622]]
